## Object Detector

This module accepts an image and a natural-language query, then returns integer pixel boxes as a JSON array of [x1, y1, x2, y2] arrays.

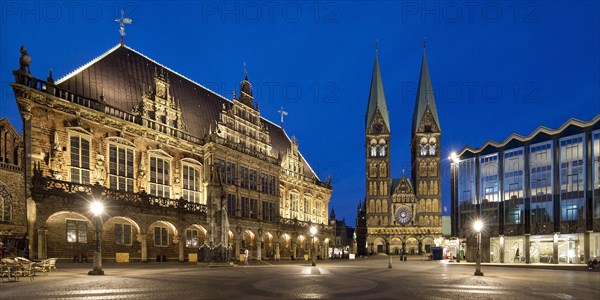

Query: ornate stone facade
[[10, 44, 332, 262], [0, 118, 26, 257], [358, 48, 442, 256]]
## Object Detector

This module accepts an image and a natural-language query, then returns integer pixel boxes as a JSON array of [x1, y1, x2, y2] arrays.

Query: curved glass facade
[[451, 117, 600, 264]]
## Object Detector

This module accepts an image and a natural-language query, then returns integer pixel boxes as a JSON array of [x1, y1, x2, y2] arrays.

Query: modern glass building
[[450, 115, 600, 264]]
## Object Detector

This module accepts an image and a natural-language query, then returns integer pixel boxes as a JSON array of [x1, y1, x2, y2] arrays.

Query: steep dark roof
[[55, 44, 319, 180], [365, 55, 390, 131], [412, 49, 440, 134]]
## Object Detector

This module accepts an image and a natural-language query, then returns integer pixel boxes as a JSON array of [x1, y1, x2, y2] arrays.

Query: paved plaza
[[1, 256, 599, 299]]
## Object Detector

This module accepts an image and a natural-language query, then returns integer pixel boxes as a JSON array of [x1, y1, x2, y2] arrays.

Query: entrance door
[[377, 245, 383, 253]]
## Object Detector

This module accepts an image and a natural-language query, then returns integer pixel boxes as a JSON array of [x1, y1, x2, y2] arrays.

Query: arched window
[[0, 183, 12, 222], [429, 144, 436, 155], [379, 145, 386, 156], [371, 146, 377, 157], [420, 144, 428, 156]]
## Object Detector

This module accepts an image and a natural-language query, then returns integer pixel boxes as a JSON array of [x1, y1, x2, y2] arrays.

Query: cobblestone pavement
[[1, 257, 599, 299]]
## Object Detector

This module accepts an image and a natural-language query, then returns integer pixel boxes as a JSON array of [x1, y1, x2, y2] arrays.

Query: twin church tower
[[356, 45, 442, 256]]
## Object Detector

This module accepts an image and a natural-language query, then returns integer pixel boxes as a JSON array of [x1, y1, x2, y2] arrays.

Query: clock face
[[373, 123, 382, 133], [396, 206, 412, 224]]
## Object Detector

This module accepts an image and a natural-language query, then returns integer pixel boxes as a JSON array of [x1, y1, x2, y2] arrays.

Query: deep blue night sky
[[1, 1, 599, 226]]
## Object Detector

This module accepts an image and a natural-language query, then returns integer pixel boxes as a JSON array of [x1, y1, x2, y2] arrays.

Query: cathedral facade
[[357, 48, 442, 256], [10, 44, 332, 262]]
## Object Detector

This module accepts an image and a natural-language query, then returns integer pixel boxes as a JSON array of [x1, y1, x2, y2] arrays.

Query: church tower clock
[[365, 51, 392, 238], [411, 46, 442, 232]]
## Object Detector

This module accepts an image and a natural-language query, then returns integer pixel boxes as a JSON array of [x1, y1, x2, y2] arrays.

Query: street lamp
[[474, 220, 484, 276], [310, 226, 317, 266], [450, 152, 460, 263], [88, 201, 104, 275]]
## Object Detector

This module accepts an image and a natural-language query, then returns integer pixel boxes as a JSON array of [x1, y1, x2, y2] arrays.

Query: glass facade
[[559, 135, 585, 223], [504, 148, 524, 225], [592, 131, 600, 220], [480, 154, 499, 225], [530, 142, 553, 226], [452, 118, 599, 264], [458, 158, 476, 229]]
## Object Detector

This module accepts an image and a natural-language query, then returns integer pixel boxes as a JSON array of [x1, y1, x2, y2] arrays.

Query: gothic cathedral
[[357, 46, 442, 256]]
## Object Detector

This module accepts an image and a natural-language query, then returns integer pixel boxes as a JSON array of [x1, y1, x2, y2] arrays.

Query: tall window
[[303, 196, 311, 221], [316, 200, 322, 224], [262, 201, 275, 222], [241, 197, 258, 219], [70, 136, 90, 184], [0, 184, 11, 222], [530, 142, 553, 224], [379, 144, 386, 156], [225, 162, 236, 185], [154, 226, 168, 247], [114, 223, 132, 245], [458, 158, 476, 228], [240, 166, 249, 189], [593, 131, 600, 219], [249, 169, 258, 190], [290, 192, 299, 219], [371, 145, 377, 157], [227, 194, 237, 217], [480, 154, 499, 202], [109, 145, 134, 191], [186, 229, 198, 248], [150, 157, 170, 198], [182, 164, 202, 204], [560, 135, 585, 222], [67, 219, 87, 243], [504, 148, 524, 225]]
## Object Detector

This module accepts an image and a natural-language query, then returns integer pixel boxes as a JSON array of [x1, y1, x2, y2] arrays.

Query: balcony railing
[[13, 71, 203, 145], [206, 134, 280, 165], [31, 174, 207, 214]]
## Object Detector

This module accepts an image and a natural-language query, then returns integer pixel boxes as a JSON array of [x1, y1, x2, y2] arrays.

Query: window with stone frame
[[70, 135, 91, 184], [150, 156, 171, 198], [227, 194, 237, 217], [182, 163, 202, 204], [186, 229, 198, 248], [0, 184, 11, 222], [154, 226, 168, 247], [290, 192, 299, 219], [109, 144, 134, 192], [114, 223, 132, 245], [66, 219, 87, 243]]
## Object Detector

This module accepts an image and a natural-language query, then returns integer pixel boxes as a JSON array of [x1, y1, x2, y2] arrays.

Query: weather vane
[[278, 106, 288, 126], [115, 9, 133, 46]]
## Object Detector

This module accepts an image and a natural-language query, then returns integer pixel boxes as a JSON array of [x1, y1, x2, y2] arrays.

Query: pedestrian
[[244, 248, 249, 266]]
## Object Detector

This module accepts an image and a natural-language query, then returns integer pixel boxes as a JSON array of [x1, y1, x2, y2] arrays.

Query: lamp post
[[88, 201, 104, 275], [450, 152, 460, 263], [310, 226, 317, 266], [474, 220, 484, 276]]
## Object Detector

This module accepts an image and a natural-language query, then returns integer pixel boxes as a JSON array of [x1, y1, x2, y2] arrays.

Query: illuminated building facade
[[451, 116, 600, 264], [10, 44, 332, 262]]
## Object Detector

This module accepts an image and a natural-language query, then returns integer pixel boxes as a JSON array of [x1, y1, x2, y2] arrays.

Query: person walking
[[244, 248, 249, 266]]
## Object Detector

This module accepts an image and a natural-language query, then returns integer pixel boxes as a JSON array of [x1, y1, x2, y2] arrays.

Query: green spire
[[365, 54, 390, 131], [412, 47, 440, 134]]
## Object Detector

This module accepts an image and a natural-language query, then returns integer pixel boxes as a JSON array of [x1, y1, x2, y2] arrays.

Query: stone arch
[[280, 233, 292, 258], [369, 199, 375, 213], [102, 216, 142, 257], [0, 181, 13, 222], [45, 211, 94, 259], [371, 237, 388, 254], [422, 237, 435, 253], [406, 237, 419, 255], [376, 200, 381, 213], [426, 199, 432, 212], [428, 161, 437, 177], [183, 224, 208, 247], [390, 237, 403, 255], [147, 220, 178, 261], [419, 200, 425, 212], [297, 235, 308, 256], [419, 161, 426, 176], [382, 200, 388, 213], [432, 199, 439, 213], [369, 162, 377, 178], [379, 162, 387, 177]]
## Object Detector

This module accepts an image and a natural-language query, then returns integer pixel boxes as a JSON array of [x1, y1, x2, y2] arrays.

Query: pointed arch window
[[379, 145, 386, 156], [0, 184, 12, 222], [371, 145, 378, 157]]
